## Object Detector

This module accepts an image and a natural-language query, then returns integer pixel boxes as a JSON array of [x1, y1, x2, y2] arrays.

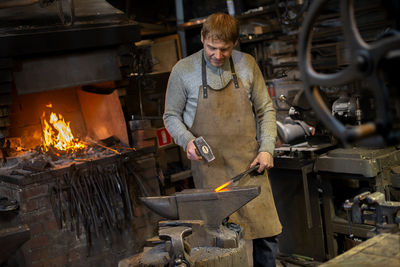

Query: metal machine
[[267, 0, 400, 262], [298, 0, 400, 146]]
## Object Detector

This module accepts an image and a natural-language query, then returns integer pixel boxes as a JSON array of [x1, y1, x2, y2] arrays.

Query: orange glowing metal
[[46, 103, 53, 108], [214, 180, 232, 192], [42, 112, 86, 152]]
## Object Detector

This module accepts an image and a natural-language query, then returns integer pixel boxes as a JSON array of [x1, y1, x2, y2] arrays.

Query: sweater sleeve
[[163, 65, 196, 150], [250, 58, 277, 155]]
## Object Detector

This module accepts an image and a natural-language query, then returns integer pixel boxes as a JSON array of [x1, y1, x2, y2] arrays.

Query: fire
[[42, 112, 86, 153], [214, 180, 232, 192]]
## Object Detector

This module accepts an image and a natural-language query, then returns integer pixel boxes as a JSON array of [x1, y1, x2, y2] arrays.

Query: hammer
[[193, 136, 215, 163]]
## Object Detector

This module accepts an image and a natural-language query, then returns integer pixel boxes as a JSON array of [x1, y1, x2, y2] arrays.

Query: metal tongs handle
[[231, 164, 260, 183]]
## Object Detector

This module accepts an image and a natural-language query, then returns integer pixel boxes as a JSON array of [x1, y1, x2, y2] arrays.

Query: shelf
[[239, 33, 277, 44], [178, 18, 205, 30], [177, 5, 276, 30], [236, 6, 276, 20], [170, 170, 192, 183], [146, 71, 171, 76]]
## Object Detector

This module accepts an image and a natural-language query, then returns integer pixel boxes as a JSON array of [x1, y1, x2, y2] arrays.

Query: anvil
[[138, 186, 261, 264], [140, 186, 260, 229]]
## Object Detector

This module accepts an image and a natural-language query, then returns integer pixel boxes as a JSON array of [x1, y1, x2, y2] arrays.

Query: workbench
[[320, 233, 400, 266]]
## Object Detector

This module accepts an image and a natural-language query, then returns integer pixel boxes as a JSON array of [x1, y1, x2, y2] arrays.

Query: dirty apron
[[190, 55, 282, 240]]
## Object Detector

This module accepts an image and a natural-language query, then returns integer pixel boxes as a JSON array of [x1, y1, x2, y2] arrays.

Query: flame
[[42, 112, 86, 152], [46, 103, 53, 108], [214, 180, 232, 192]]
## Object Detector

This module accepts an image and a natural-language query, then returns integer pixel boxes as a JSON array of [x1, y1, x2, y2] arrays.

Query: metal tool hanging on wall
[[50, 157, 136, 252]]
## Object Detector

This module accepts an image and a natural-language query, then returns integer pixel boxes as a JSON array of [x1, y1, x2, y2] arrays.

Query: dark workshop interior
[[0, 0, 399, 266]]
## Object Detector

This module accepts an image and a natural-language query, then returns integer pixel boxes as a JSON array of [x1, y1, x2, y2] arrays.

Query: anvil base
[[119, 220, 249, 267]]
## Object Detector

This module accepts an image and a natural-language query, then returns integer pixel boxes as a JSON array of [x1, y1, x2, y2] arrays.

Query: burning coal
[[1, 104, 132, 171]]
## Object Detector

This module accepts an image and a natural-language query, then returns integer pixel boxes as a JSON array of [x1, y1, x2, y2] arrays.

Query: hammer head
[[193, 136, 215, 163]]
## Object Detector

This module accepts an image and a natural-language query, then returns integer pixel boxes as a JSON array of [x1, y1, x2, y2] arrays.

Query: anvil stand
[[120, 186, 260, 267]]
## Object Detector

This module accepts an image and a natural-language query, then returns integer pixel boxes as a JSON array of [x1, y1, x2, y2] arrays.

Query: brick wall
[[0, 152, 160, 267]]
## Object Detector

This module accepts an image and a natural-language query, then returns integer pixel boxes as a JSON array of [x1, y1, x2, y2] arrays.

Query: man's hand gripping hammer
[[193, 136, 215, 163]]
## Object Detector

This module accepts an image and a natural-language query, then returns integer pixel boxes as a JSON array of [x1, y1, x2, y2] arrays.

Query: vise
[[344, 191, 400, 235]]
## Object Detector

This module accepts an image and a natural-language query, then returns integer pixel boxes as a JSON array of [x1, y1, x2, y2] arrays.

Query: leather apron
[[190, 55, 282, 240]]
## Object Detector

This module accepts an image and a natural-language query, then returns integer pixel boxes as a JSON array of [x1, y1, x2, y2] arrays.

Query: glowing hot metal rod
[[214, 164, 260, 192]]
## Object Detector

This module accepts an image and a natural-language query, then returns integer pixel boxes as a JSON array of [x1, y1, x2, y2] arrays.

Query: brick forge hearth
[[0, 85, 161, 266], [0, 2, 149, 265], [0, 149, 161, 267]]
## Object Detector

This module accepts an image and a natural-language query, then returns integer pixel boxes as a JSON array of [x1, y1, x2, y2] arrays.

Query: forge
[[120, 186, 261, 266], [0, 87, 161, 266], [0, 1, 163, 266]]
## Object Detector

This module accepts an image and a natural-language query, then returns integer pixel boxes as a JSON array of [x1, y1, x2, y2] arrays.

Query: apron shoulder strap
[[229, 57, 240, 89], [201, 54, 240, 99], [201, 55, 208, 99]]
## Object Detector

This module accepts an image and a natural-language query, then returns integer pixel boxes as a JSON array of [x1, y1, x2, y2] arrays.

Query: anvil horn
[[139, 195, 179, 219]]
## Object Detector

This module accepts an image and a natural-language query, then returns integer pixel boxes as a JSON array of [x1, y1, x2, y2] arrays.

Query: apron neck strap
[[202, 54, 208, 99], [201, 54, 240, 99], [229, 57, 240, 89]]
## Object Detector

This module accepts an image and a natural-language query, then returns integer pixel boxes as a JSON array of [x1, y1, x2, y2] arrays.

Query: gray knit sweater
[[163, 49, 277, 155]]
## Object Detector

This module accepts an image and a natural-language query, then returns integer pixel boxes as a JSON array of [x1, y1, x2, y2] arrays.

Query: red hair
[[201, 13, 239, 43]]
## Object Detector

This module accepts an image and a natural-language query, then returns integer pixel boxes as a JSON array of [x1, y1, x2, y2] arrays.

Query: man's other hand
[[186, 139, 202, 161], [250, 152, 274, 172]]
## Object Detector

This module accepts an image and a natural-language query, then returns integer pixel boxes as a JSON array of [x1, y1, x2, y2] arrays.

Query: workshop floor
[[245, 241, 306, 267]]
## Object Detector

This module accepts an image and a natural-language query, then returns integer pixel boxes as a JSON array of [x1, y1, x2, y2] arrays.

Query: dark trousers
[[253, 236, 279, 267]]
